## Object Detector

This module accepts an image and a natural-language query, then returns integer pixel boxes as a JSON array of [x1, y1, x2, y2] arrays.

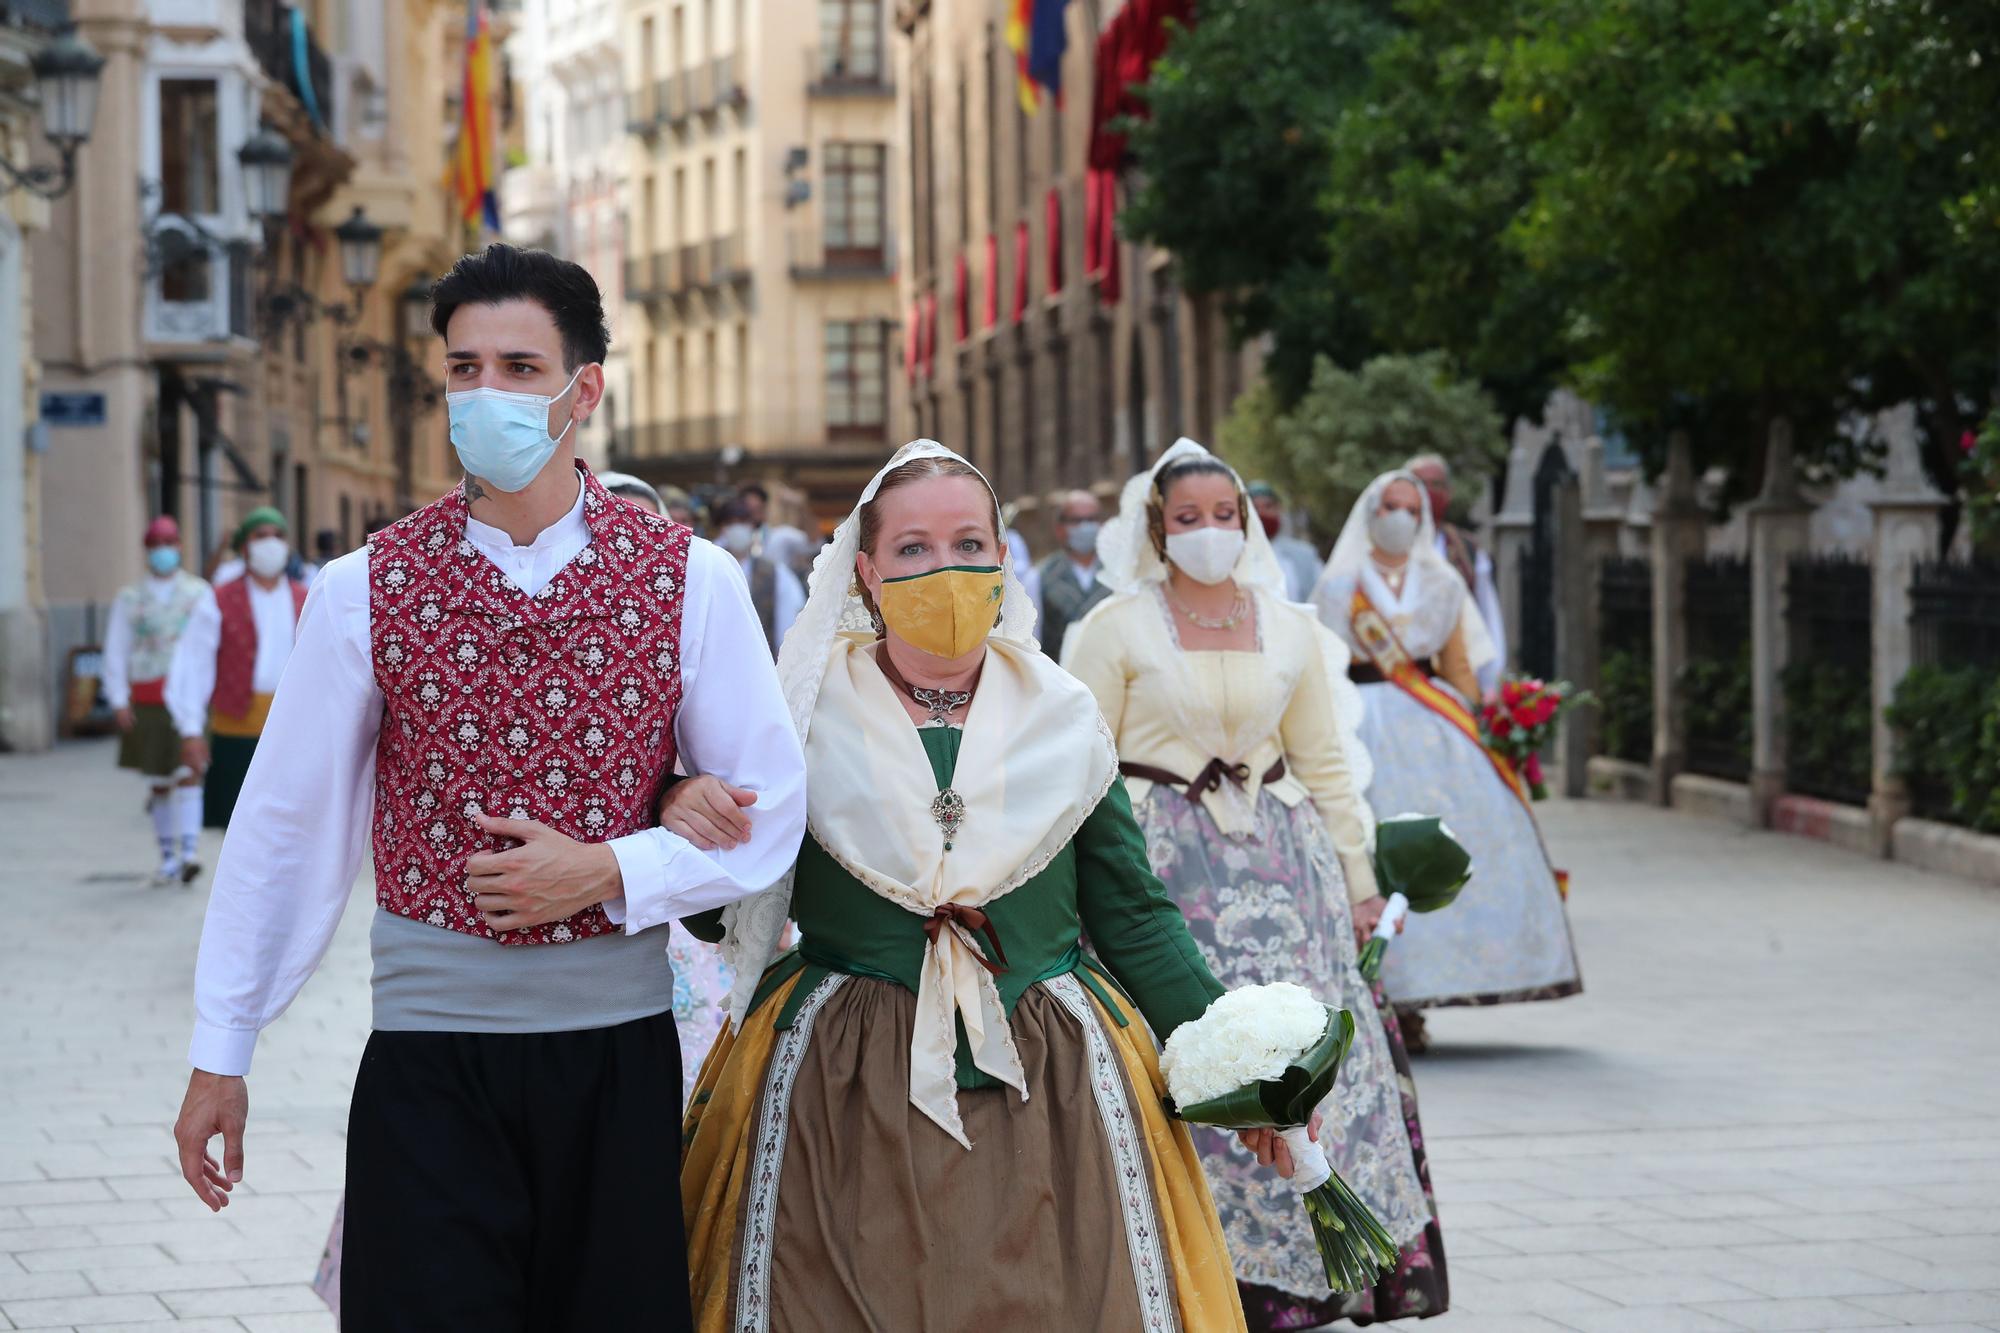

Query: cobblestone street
[[2, 738, 1997, 1332]]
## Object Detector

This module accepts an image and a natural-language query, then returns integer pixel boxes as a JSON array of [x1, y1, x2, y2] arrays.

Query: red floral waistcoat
[[212, 575, 307, 720], [367, 467, 691, 945]]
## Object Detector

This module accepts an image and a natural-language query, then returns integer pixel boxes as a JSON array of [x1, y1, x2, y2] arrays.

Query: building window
[[823, 142, 886, 264], [819, 0, 880, 80], [159, 78, 220, 216], [825, 321, 885, 439]]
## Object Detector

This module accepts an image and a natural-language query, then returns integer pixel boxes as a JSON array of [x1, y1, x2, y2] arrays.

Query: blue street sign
[[40, 392, 107, 427]]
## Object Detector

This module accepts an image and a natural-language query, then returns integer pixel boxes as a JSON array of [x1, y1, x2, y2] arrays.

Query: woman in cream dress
[[661, 441, 1293, 1332], [1311, 471, 1581, 1016], [1066, 439, 1447, 1329]]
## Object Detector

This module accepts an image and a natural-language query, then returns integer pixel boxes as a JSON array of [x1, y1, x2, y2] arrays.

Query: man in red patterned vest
[[167, 507, 307, 829], [172, 245, 807, 1330]]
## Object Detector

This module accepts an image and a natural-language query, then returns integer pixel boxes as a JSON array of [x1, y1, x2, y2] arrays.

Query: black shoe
[[180, 859, 203, 886]]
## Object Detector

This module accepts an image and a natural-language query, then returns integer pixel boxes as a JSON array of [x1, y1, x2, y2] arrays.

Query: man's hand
[[657, 775, 758, 851], [115, 707, 136, 733], [180, 736, 210, 775], [174, 1070, 247, 1211], [464, 812, 622, 932]]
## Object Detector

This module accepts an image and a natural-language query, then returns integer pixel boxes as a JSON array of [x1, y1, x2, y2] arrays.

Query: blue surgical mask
[[147, 547, 181, 576], [446, 364, 588, 493]]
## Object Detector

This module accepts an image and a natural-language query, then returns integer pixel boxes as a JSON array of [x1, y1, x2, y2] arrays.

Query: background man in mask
[[1248, 480, 1322, 602], [1033, 489, 1112, 663], [712, 493, 805, 654], [166, 508, 306, 829]]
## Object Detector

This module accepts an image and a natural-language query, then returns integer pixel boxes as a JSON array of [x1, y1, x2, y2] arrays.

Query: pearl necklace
[[1169, 588, 1250, 631]]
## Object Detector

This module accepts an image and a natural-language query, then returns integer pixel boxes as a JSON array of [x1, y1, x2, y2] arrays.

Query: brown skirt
[[760, 977, 1150, 1331]]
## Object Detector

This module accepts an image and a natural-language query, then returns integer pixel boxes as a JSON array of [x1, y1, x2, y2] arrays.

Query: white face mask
[[246, 535, 290, 579], [447, 364, 587, 493], [1164, 526, 1245, 586], [716, 523, 756, 557], [1370, 507, 1420, 556]]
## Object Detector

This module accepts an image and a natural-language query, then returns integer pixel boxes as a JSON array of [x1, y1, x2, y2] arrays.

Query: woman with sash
[[1065, 438, 1447, 1329], [1311, 471, 1582, 1031], [662, 440, 1278, 1332]]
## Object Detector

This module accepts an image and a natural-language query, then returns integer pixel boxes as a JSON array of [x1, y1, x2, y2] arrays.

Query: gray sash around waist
[[370, 909, 677, 1034]]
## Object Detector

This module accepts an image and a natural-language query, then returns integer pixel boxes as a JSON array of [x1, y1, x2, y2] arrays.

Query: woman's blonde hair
[[852, 456, 1004, 623]]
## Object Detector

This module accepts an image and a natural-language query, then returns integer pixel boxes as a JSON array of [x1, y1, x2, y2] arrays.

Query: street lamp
[[334, 206, 383, 293], [0, 26, 106, 199], [238, 125, 293, 223], [400, 276, 433, 343]]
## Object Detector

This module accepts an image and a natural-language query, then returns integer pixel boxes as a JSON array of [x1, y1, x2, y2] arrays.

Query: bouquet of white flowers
[[1160, 982, 1400, 1292]]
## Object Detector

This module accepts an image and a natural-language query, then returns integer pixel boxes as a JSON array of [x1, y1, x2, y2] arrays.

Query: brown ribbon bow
[[922, 903, 1011, 976]]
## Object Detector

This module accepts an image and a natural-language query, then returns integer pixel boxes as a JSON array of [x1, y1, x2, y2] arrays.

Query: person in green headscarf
[[166, 507, 309, 827]]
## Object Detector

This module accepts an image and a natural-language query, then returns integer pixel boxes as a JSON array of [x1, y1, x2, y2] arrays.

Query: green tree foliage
[[1120, 0, 1395, 400], [1128, 0, 1998, 492], [1218, 352, 1505, 528]]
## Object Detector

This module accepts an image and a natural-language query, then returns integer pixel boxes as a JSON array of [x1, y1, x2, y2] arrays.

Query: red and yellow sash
[[1350, 586, 1533, 811]]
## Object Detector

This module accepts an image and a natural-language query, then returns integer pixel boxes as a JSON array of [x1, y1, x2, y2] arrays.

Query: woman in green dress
[[665, 441, 1281, 1332]]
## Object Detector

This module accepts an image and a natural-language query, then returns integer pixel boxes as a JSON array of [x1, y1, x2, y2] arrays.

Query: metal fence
[[1681, 556, 1751, 781], [1783, 555, 1873, 805], [1911, 559, 2000, 670], [1596, 557, 1653, 763]]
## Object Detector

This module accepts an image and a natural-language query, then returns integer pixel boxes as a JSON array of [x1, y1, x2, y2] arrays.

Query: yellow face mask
[[876, 564, 1006, 660]]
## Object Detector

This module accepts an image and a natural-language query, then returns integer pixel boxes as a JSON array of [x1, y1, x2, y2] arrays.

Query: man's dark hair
[[714, 495, 754, 525], [739, 482, 770, 504], [428, 243, 611, 370]]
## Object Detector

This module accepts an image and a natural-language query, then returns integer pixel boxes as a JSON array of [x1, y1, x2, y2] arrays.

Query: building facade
[[894, 0, 1255, 551], [0, 0, 68, 750], [30, 0, 457, 743], [500, 0, 626, 469], [610, 0, 901, 527]]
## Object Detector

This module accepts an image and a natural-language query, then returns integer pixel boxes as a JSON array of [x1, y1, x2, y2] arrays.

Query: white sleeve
[[166, 588, 221, 738], [602, 538, 807, 933], [187, 551, 381, 1076], [101, 594, 134, 710], [771, 564, 806, 648]]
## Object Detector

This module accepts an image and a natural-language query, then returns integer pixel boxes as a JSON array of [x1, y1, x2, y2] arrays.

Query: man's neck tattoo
[[463, 476, 489, 505]]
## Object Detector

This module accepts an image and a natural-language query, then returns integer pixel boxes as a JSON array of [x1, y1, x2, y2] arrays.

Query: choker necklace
[[1169, 587, 1249, 631], [875, 644, 976, 726]]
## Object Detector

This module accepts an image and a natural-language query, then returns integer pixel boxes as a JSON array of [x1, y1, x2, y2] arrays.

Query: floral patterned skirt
[[1136, 788, 1447, 1325]]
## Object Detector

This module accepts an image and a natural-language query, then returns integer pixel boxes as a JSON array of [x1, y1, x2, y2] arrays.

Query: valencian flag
[[451, 0, 501, 234], [1006, 0, 1069, 112]]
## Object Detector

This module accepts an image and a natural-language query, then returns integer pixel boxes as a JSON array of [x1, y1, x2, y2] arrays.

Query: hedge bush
[[1887, 664, 2000, 833]]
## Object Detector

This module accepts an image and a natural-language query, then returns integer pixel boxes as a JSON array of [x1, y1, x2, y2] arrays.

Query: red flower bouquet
[[1477, 675, 1592, 800]]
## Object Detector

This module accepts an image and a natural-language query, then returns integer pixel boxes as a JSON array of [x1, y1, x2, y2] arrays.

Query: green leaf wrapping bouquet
[[1161, 983, 1400, 1292], [1357, 813, 1474, 982]]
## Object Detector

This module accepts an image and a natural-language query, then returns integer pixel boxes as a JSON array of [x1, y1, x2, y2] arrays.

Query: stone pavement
[[2, 738, 1997, 1332]]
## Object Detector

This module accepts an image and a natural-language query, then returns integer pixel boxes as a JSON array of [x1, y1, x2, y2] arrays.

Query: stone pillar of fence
[[1649, 432, 1703, 804], [1555, 465, 1593, 796], [1746, 420, 1812, 826], [1492, 417, 1546, 669], [1867, 405, 1948, 855]]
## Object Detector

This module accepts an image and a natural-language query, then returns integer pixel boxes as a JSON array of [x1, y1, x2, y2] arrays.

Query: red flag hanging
[[1011, 221, 1030, 323], [982, 233, 1000, 330], [953, 252, 970, 343], [1045, 186, 1064, 294]]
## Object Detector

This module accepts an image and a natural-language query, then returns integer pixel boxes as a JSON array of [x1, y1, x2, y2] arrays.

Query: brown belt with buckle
[[1118, 755, 1288, 804]]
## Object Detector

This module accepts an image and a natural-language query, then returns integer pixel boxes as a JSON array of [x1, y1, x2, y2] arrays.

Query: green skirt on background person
[[203, 692, 273, 828], [117, 704, 182, 778]]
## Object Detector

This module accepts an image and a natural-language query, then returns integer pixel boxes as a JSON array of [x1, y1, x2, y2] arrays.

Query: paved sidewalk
[[2, 739, 1998, 1331]]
